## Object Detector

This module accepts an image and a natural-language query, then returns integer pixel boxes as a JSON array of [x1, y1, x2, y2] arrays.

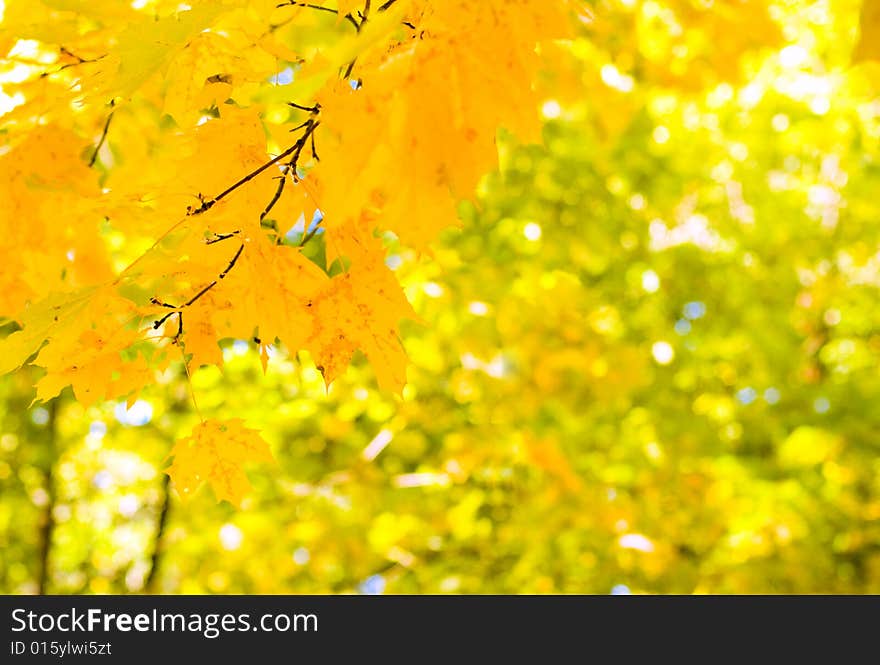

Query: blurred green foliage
[[2, 0, 880, 594]]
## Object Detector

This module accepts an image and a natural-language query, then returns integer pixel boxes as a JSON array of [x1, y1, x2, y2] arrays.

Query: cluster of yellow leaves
[[0, 126, 112, 314], [316, 0, 576, 250], [0, 0, 581, 502], [31, 289, 158, 407]]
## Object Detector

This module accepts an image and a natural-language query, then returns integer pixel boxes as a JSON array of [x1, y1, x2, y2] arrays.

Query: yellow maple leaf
[[313, 0, 572, 252], [0, 0, 588, 508], [0, 125, 112, 314], [166, 418, 274, 506], [210, 233, 328, 352], [307, 239, 419, 393], [180, 301, 224, 371], [854, 0, 880, 63], [34, 312, 150, 407], [0, 286, 97, 376], [94, 3, 230, 100]]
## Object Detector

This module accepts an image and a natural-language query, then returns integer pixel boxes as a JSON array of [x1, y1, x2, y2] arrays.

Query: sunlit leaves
[[0, 126, 111, 314], [31, 288, 156, 407], [0, 287, 97, 376], [0, 0, 581, 505], [2, 0, 880, 594], [166, 418, 274, 505]]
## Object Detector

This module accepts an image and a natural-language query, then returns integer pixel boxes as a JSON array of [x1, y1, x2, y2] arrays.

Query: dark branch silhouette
[[144, 473, 171, 593], [188, 121, 320, 216], [36, 398, 60, 595], [88, 107, 115, 168]]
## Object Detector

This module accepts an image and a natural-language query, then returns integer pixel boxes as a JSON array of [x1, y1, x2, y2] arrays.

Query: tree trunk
[[36, 398, 59, 595]]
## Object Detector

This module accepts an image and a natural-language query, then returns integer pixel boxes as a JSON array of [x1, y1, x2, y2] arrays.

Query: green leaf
[[107, 3, 233, 98], [0, 287, 97, 376]]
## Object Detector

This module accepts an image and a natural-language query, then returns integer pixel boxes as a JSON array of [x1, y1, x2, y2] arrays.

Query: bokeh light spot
[[652, 341, 675, 365]]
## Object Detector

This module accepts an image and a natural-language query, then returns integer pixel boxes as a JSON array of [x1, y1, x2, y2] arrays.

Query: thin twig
[[310, 130, 319, 161], [44, 48, 106, 76], [260, 174, 288, 221], [88, 108, 114, 168], [152, 311, 177, 330], [276, 1, 361, 30], [205, 230, 241, 245], [151, 241, 244, 339], [219, 244, 244, 279], [299, 220, 322, 247], [189, 122, 320, 215], [180, 345, 203, 421], [184, 280, 218, 306], [261, 116, 320, 222], [288, 102, 320, 113]]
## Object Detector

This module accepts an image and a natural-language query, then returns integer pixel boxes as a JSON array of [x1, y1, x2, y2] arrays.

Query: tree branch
[[144, 473, 171, 593], [188, 122, 320, 216], [151, 241, 244, 341], [261, 116, 320, 223]]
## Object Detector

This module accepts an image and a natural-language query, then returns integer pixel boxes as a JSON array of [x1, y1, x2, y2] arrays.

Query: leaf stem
[[88, 107, 114, 168], [180, 345, 203, 421]]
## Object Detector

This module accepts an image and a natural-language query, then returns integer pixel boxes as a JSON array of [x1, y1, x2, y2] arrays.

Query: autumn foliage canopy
[[0, 0, 583, 504], [3, 0, 880, 596]]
